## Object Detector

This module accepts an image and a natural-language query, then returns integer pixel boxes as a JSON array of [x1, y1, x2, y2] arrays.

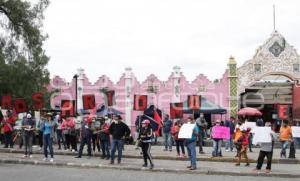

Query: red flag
[[82, 94, 96, 110], [188, 95, 201, 110], [154, 110, 162, 135], [133, 95, 147, 111], [1, 95, 12, 109], [278, 105, 289, 120], [14, 98, 28, 114], [32, 92, 44, 110], [170, 103, 183, 119]]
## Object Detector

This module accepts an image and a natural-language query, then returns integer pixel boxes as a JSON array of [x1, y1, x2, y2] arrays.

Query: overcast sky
[[43, 0, 300, 83]]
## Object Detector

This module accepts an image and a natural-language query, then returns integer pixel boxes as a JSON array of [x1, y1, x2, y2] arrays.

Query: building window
[[254, 64, 261, 73], [293, 64, 300, 72]]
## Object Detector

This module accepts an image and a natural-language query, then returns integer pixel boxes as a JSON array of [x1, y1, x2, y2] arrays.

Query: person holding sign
[[279, 120, 292, 158], [211, 120, 223, 157], [21, 113, 35, 158], [253, 122, 277, 174], [138, 120, 154, 169], [185, 116, 199, 170]]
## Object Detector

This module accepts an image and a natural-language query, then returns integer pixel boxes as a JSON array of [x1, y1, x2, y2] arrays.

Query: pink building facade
[[49, 63, 232, 128]]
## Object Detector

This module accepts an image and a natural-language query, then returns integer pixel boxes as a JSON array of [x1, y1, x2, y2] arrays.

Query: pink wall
[[48, 69, 230, 126]]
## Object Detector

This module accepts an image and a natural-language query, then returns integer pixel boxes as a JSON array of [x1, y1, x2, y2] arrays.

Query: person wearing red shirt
[[235, 129, 250, 166], [2, 111, 16, 148]]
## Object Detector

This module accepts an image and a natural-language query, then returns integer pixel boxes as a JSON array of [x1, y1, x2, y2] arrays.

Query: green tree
[[0, 0, 51, 109]]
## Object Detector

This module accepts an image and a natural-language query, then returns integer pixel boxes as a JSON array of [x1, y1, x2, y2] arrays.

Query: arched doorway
[[240, 74, 293, 131]]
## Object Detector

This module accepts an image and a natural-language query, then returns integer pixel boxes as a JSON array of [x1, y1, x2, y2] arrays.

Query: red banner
[[278, 104, 289, 120], [188, 95, 201, 110], [133, 95, 147, 111], [106, 90, 115, 107], [14, 98, 28, 113], [83, 94, 96, 110], [61, 100, 75, 117], [170, 103, 183, 119], [32, 92, 44, 110], [293, 85, 300, 119], [1, 95, 12, 109]]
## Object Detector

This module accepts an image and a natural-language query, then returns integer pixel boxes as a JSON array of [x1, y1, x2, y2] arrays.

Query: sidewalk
[[0, 145, 299, 164], [0, 151, 299, 178]]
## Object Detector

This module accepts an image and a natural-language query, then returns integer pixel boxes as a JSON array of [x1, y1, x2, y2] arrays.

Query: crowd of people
[[1, 110, 300, 173]]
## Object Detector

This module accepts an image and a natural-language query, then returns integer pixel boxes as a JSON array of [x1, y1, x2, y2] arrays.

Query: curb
[[0, 158, 298, 178], [0, 148, 299, 164]]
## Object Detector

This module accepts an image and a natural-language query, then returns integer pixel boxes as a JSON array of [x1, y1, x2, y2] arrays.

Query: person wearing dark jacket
[[75, 117, 92, 159], [109, 115, 131, 164], [138, 119, 154, 169], [99, 118, 110, 159]]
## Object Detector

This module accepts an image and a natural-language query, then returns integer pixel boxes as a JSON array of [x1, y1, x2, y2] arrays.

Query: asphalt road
[[0, 164, 298, 181]]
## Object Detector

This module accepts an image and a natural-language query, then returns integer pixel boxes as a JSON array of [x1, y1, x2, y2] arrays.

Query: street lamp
[[73, 74, 78, 116]]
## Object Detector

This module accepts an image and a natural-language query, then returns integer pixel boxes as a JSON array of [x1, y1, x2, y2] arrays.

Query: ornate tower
[[228, 56, 238, 118]]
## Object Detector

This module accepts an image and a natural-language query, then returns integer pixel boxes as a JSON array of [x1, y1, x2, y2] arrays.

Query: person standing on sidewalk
[[235, 128, 250, 166], [254, 122, 277, 174], [186, 116, 199, 170], [21, 113, 35, 158], [91, 117, 100, 153], [55, 114, 66, 150], [196, 114, 207, 154], [162, 114, 173, 151], [172, 120, 185, 157], [41, 113, 57, 162], [2, 110, 16, 148], [36, 115, 45, 150], [62, 117, 77, 152], [75, 117, 92, 159], [279, 120, 292, 158], [225, 117, 235, 152], [211, 120, 223, 157], [99, 118, 110, 160], [109, 115, 131, 164], [138, 119, 154, 169]]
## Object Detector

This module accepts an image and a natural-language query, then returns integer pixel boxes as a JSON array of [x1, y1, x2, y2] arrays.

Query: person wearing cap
[[109, 115, 131, 164], [21, 113, 36, 158], [75, 117, 92, 159], [138, 119, 154, 169], [253, 122, 277, 174], [41, 113, 57, 162], [235, 128, 250, 166], [186, 116, 199, 170]]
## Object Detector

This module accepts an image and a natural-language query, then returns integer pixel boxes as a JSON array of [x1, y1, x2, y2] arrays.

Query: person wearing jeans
[[99, 121, 110, 159], [186, 117, 199, 170], [41, 113, 57, 162], [162, 114, 173, 151], [211, 120, 223, 157], [109, 115, 131, 164], [75, 117, 92, 159], [21, 114, 36, 158], [279, 120, 292, 158], [225, 117, 235, 152]]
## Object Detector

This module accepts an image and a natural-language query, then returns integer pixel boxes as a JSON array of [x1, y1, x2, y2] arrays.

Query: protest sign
[[211, 126, 230, 139], [292, 127, 300, 138], [252, 127, 272, 144], [178, 123, 196, 139]]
